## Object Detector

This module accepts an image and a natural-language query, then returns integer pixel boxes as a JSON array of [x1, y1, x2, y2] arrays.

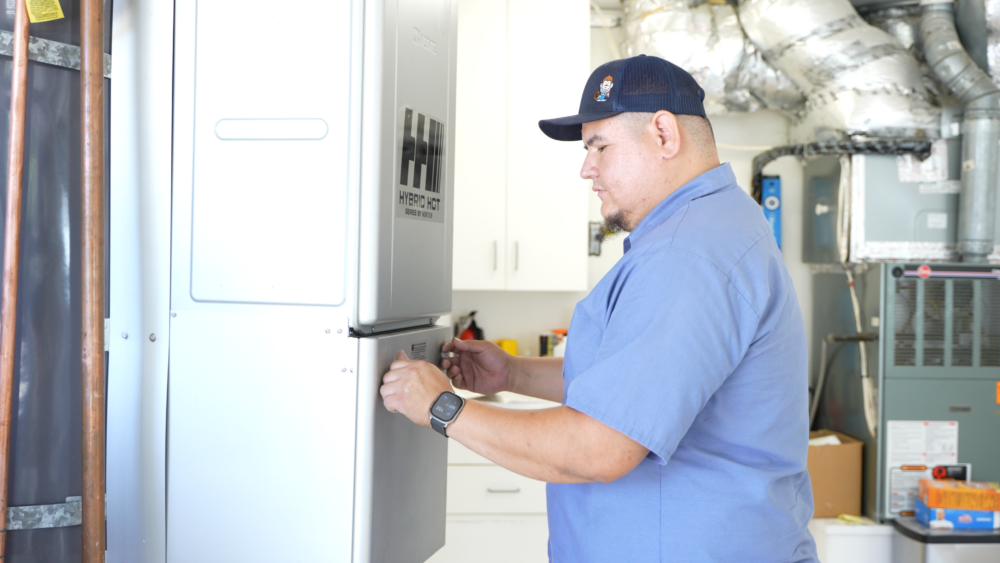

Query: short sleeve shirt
[[547, 163, 818, 562]]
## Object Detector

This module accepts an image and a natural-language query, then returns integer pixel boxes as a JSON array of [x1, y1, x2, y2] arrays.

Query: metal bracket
[[6, 497, 82, 531], [0, 31, 112, 78]]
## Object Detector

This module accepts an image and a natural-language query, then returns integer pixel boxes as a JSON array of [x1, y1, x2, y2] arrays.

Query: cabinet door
[[505, 0, 589, 291], [452, 0, 507, 290]]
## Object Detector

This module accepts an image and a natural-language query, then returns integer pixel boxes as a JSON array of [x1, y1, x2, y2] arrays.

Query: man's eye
[[598, 146, 606, 153]]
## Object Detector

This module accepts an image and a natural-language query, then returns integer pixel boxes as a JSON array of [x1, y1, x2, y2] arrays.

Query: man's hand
[[440, 338, 519, 395], [380, 351, 453, 427]]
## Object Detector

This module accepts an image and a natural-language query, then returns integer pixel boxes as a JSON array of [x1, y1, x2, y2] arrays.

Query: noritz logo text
[[397, 107, 445, 223]]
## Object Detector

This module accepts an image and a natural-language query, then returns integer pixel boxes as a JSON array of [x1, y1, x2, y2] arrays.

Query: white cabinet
[[427, 394, 557, 563], [453, 0, 590, 291], [426, 441, 550, 563], [427, 515, 550, 563]]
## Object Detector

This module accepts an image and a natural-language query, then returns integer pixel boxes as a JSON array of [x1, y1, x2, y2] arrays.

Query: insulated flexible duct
[[622, 0, 804, 115], [922, 0, 1000, 262], [740, 0, 940, 142]]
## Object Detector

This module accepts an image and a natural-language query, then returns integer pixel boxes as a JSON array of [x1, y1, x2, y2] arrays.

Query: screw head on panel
[[337, 329, 343, 334], [149, 334, 156, 342], [341, 368, 347, 372], [171, 312, 177, 318], [325, 329, 331, 334], [121, 332, 128, 340]]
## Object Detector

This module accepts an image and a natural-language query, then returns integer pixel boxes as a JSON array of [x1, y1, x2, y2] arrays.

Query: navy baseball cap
[[538, 55, 706, 142]]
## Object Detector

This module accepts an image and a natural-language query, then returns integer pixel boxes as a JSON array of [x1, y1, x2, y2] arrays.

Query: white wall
[[452, 26, 813, 358]]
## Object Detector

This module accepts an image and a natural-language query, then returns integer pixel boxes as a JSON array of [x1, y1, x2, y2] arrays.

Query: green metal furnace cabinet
[[815, 263, 1000, 522]]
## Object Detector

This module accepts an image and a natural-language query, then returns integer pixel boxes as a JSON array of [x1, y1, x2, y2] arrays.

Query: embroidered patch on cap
[[594, 75, 614, 102]]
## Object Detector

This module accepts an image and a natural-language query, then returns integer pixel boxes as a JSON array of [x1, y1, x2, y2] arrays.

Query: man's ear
[[652, 111, 681, 160]]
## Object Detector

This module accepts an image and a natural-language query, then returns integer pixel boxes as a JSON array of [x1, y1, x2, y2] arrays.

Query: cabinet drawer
[[447, 466, 547, 514]]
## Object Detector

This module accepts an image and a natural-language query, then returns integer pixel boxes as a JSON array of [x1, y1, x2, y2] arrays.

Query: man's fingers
[[383, 396, 397, 413], [396, 350, 409, 361], [382, 371, 399, 384], [389, 358, 414, 370], [452, 338, 474, 351], [380, 380, 398, 397]]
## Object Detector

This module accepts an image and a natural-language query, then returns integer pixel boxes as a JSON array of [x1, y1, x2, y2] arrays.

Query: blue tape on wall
[[762, 177, 781, 250]]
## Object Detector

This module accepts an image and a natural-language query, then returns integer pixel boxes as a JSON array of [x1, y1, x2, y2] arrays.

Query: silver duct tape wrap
[[622, 0, 804, 115], [739, 0, 940, 142]]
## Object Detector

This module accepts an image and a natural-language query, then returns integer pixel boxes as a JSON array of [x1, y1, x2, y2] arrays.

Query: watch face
[[431, 393, 462, 422]]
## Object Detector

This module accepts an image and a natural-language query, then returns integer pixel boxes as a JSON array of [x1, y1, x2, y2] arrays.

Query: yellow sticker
[[26, 0, 65, 24]]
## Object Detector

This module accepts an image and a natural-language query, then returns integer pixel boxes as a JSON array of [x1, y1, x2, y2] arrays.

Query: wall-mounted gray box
[[800, 141, 1000, 264]]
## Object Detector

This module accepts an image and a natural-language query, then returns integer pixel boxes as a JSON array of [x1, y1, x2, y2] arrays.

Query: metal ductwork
[[623, 0, 945, 142], [922, 0, 1000, 262], [739, 0, 940, 142], [621, 0, 805, 115]]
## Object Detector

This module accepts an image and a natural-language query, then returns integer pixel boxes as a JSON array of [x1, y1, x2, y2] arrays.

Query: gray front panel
[[882, 379, 1000, 485], [361, 326, 449, 563], [863, 155, 958, 244], [358, 0, 457, 330], [884, 267, 1000, 378], [879, 264, 1000, 519]]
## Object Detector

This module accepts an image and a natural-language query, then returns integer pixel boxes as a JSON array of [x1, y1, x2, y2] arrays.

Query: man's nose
[[580, 157, 597, 180]]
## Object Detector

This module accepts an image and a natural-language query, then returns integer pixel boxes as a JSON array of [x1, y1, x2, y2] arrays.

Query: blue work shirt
[[548, 163, 818, 562]]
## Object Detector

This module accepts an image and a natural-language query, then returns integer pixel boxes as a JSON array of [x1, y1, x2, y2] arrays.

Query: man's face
[[580, 115, 661, 232]]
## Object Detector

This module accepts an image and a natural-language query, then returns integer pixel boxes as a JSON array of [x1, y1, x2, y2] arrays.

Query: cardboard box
[[918, 478, 1000, 511], [914, 498, 1000, 530], [808, 430, 863, 518]]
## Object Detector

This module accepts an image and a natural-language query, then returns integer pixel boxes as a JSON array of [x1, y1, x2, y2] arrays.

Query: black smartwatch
[[429, 391, 465, 438]]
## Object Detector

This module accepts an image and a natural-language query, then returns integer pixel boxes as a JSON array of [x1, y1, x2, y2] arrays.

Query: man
[[381, 55, 818, 562]]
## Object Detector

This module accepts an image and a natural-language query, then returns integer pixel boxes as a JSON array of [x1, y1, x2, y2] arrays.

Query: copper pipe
[[0, 0, 30, 557], [81, 0, 106, 560]]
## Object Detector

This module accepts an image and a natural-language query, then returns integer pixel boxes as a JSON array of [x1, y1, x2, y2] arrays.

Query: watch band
[[431, 417, 448, 437]]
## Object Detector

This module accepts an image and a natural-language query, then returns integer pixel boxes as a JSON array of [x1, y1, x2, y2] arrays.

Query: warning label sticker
[[26, 0, 64, 23], [395, 107, 445, 224], [885, 420, 958, 517]]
